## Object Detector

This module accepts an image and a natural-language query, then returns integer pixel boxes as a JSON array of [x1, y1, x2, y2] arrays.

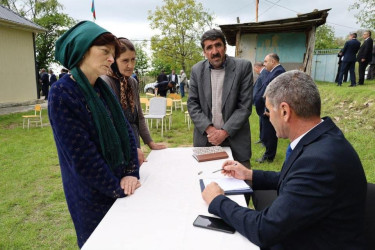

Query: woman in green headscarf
[[49, 21, 140, 248]]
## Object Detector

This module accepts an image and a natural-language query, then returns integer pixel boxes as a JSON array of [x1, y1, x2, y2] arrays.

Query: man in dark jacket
[[357, 30, 373, 85], [202, 70, 367, 250], [49, 69, 57, 86], [253, 62, 269, 145], [366, 44, 375, 80], [337, 32, 360, 87], [255, 53, 285, 163], [40, 68, 50, 100]]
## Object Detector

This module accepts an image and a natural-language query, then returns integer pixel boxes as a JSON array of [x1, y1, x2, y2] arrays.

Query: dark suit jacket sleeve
[[364, 38, 374, 61], [341, 40, 349, 55], [254, 70, 269, 116], [222, 60, 253, 137], [254, 67, 284, 117], [208, 155, 339, 248]]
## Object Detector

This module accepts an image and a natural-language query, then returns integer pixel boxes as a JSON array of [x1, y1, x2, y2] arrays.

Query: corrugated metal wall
[[0, 26, 37, 104]]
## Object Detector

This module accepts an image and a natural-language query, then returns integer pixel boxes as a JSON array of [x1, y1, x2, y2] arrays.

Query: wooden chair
[[140, 97, 150, 114], [169, 93, 183, 111], [144, 97, 167, 137], [146, 92, 155, 98], [22, 104, 43, 129], [181, 101, 187, 111], [165, 98, 173, 130], [184, 111, 191, 130]]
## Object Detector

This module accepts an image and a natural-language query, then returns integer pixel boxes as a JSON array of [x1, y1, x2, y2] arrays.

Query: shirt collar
[[290, 119, 324, 150], [270, 64, 280, 72]]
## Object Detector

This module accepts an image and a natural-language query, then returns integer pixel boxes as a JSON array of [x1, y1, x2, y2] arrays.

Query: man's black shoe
[[255, 155, 274, 163]]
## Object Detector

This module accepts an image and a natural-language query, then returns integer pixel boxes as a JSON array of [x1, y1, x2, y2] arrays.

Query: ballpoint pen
[[212, 162, 237, 173]]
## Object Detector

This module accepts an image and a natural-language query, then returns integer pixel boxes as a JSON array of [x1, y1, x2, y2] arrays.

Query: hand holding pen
[[212, 162, 237, 173], [220, 160, 253, 181]]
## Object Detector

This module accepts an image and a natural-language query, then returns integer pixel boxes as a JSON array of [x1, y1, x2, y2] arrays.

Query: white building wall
[[0, 26, 37, 104]]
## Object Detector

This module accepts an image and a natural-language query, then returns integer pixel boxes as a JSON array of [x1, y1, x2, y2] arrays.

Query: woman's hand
[[148, 141, 167, 150], [120, 176, 141, 195], [137, 148, 146, 166]]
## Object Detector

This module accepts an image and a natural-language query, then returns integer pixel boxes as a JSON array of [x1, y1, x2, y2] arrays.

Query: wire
[[259, 0, 282, 17]]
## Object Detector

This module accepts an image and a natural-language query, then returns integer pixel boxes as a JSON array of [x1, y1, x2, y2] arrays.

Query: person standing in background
[[40, 68, 50, 100], [168, 69, 178, 93], [253, 62, 269, 146], [188, 29, 253, 168], [179, 69, 187, 97], [337, 32, 360, 87], [357, 30, 373, 85], [59, 68, 68, 79], [365, 44, 375, 80], [335, 49, 348, 83], [131, 69, 139, 83], [49, 69, 57, 87], [255, 53, 285, 163]]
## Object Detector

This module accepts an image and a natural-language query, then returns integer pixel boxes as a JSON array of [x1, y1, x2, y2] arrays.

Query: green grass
[[0, 80, 374, 248]]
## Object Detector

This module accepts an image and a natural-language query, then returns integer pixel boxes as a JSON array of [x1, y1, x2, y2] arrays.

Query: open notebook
[[199, 178, 253, 195]]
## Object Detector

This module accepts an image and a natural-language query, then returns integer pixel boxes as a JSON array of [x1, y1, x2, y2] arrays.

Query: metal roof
[[0, 4, 46, 33], [220, 9, 330, 46]]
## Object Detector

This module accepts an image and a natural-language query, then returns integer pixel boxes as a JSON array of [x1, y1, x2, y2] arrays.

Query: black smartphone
[[193, 215, 235, 234]]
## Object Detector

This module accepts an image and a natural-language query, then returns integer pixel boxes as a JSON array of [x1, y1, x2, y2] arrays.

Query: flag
[[91, 0, 96, 20]]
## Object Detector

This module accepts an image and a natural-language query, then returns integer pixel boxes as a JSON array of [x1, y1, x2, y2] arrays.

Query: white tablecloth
[[82, 147, 259, 250]]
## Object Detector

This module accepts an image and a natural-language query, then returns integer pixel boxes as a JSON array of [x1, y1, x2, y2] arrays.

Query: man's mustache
[[211, 53, 221, 59]]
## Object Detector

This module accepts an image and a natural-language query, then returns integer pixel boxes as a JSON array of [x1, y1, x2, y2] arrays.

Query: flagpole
[[91, 0, 96, 22]]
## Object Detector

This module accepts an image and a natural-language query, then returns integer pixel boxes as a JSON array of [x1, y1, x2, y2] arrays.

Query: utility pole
[[256, 0, 259, 22]]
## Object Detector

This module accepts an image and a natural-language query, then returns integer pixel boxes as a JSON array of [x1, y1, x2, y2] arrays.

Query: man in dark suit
[[168, 69, 178, 93], [337, 32, 360, 87], [40, 68, 50, 100], [367, 44, 375, 80], [335, 49, 348, 83], [255, 53, 285, 163], [253, 62, 269, 145], [187, 29, 253, 168], [202, 70, 367, 249], [49, 69, 57, 86], [357, 30, 373, 85], [155, 70, 170, 97]]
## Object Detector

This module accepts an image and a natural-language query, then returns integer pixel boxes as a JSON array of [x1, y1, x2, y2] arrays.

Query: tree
[[314, 24, 341, 50], [349, 0, 375, 30], [134, 41, 149, 76], [147, 0, 214, 76], [134, 41, 149, 89], [1, 0, 76, 69]]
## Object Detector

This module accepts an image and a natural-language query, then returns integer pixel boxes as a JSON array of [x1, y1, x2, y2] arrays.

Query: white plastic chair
[[144, 97, 167, 137]]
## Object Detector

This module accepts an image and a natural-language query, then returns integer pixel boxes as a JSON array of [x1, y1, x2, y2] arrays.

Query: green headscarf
[[55, 21, 131, 171]]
